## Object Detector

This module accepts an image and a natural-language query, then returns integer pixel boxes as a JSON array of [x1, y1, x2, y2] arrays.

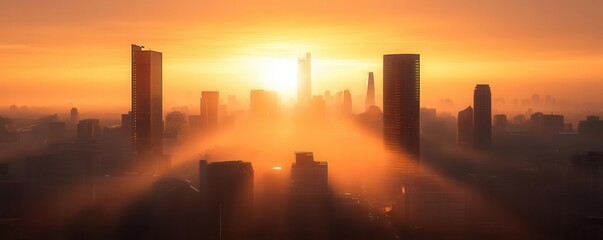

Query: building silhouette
[[165, 111, 187, 141], [542, 114, 564, 134], [131, 44, 163, 155], [365, 72, 375, 111], [200, 91, 219, 132], [68, 107, 79, 138], [297, 52, 311, 106], [473, 84, 491, 149], [310, 95, 326, 121], [493, 114, 508, 131], [530, 112, 564, 134], [121, 112, 131, 148], [250, 89, 278, 121], [77, 119, 101, 140], [342, 89, 353, 115], [199, 160, 254, 239], [457, 106, 473, 145], [383, 54, 420, 175], [290, 152, 328, 195], [578, 116, 603, 138]]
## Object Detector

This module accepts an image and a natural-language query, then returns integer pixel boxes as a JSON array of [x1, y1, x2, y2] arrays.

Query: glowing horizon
[[1, 0, 602, 114]]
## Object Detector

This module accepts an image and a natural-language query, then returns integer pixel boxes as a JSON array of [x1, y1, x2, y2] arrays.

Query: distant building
[[578, 116, 603, 138], [310, 95, 326, 120], [473, 84, 491, 149], [68, 107, 79, 137], [365, 72, 376, 111], [531, 112, 564, 134], [77, 119, 101, 140], [493, 114, 508, 131], [250, 89, 278, 120], [457, 106, 473, 145], [165, 111, 187, 140], [200, 91, 219, 131], [513, 114, 526, 127], [342, 89, 353, 115], [70, 107, 79, 124], [420, 108, 437, 135], [383, 54, 420, 176], [542, 114, 564, 134], [131, 44, 163, 155], [227, 94, 239, 111], [290, 152, 328, 195], [297, 52, 312, 106]]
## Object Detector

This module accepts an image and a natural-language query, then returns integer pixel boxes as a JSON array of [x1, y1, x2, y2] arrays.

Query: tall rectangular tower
[[131, 44, 163, 155], [200, 91, 219, 131], [473, 84, 492, 149], [365, 72, 376, 111], [383, 54, 420, 175], [297, 52, 311, 106]]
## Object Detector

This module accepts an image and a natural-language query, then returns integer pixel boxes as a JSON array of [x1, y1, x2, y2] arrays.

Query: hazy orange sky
[[1, 0, 602, 113]]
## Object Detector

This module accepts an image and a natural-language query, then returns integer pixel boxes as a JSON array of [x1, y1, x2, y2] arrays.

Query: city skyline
[[1, 1, 602, 110], [2, 1, 603, 239]]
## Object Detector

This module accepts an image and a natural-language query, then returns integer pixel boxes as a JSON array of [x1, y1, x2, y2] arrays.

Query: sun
[[257, 58, 297, 98]]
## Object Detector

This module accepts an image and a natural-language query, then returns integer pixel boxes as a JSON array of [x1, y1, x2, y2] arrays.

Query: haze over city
[[1, 1, 603, 240]]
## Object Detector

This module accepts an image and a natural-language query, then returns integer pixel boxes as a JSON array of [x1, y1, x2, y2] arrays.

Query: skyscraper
[[473, 84, 492, 149], [365, 72, 375, 111], [250, 89, 278, 120], [290, 152, 328, 195], [165, 111, 187, 140], [131, 44, 163, 155], [297, 52, 311, 106], [68, 107, 79, 138], [342, 89, 352, 115], [383, 54, 420, 175], [457, 106, 473, 145], [199, 160, 254, 239], [200, 91, 219, 131], [77, 119, 101, 140]]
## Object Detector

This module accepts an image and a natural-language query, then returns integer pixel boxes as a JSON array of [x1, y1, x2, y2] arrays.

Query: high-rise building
[[365, 72, 375, 111], [290, 152, 328, 195], [457, 106, 473, 145], [383, 54, 420, 175], [342, 89, 352, 115], [250, 89, 278, 120], [200, 91, 219, 131], [297, 52, 312, 106], [165, 111, 187, 140], [473, 84, 492, 149], [131, 44, 163, 155], [199, 160, 254, 239], [68, 107, 79, 138], [77, 119, 101, 140]]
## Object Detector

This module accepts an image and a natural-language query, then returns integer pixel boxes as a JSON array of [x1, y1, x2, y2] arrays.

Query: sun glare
[[257, 58, 297, 98]]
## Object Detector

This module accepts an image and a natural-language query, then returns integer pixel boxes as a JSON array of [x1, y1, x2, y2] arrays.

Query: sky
[[1, 0, 602, 113]]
